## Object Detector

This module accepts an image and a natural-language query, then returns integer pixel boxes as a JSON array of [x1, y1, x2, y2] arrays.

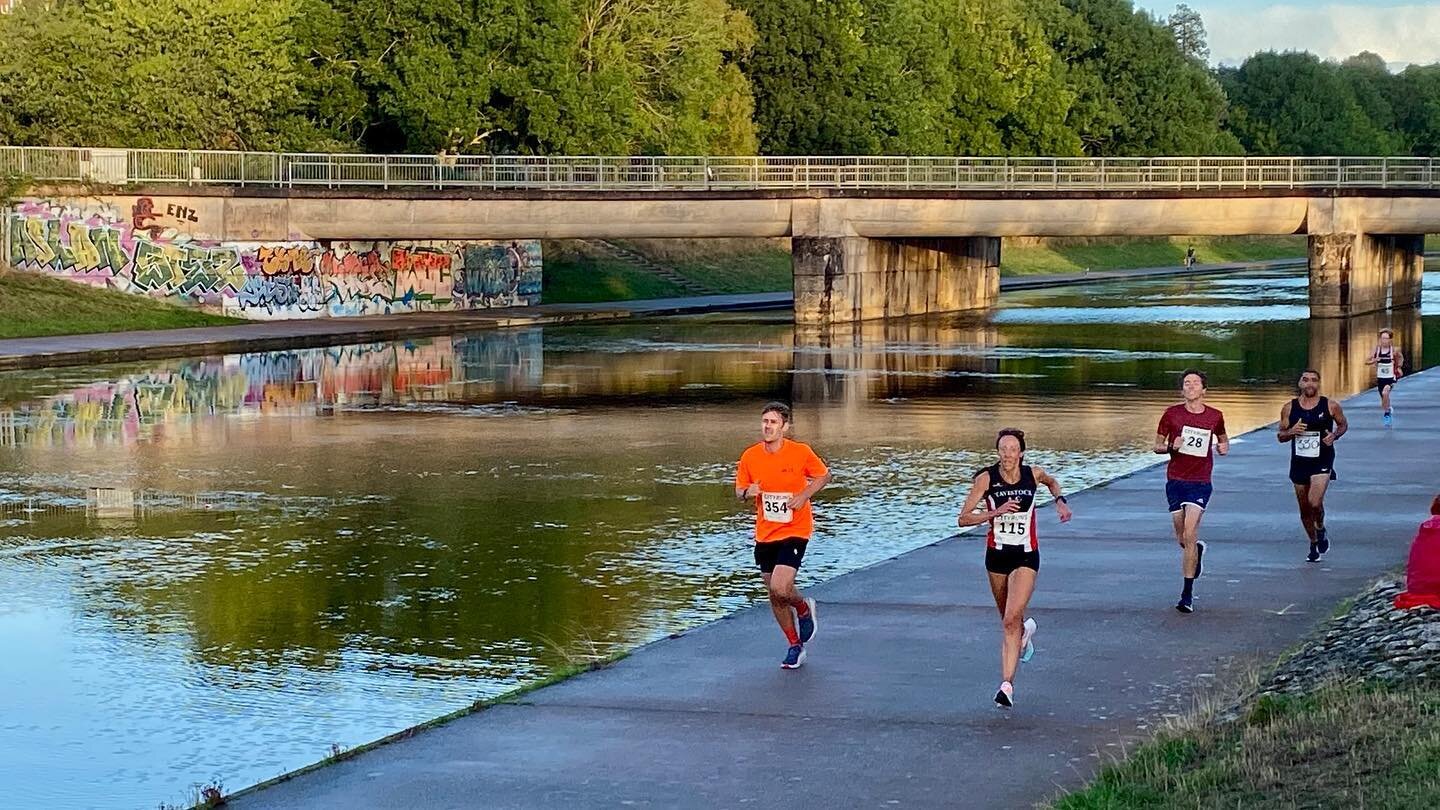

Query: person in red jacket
[[1395, 494, 1440, 610]]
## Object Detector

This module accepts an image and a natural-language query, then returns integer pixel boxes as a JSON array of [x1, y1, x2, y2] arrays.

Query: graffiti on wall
[[4, 198, 543, 319], [0, 331, 547, 447]]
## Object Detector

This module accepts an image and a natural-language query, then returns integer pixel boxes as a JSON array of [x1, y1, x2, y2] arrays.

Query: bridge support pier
[[1308, 232, 1424, 318], [792, 236, 1000, 324]]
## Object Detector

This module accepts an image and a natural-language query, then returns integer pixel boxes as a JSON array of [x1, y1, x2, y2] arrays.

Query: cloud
[[1202, 4, 1440, 67]]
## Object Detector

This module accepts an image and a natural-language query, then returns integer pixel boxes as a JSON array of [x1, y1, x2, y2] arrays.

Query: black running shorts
[[985, 545, 1039, 576], [754, 537, 808, 573]]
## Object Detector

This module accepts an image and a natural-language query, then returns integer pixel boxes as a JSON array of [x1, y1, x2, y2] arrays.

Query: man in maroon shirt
[[1154, 369, 1229, 613]]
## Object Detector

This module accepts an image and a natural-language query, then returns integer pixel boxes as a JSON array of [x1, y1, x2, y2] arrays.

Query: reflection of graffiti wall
[[5, 198, 543, 319], [0, 331, 546, 447]]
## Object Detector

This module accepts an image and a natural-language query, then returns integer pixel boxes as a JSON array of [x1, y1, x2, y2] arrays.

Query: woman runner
[[958, 429, 1073, 708]]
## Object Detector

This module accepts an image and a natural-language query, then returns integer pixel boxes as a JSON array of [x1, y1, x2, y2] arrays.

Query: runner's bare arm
[[1033, 466, 1073, 523], [1154, 432, 1172, 454], [786, 471, 832, 511], [1395, 348, 1405, 378], [1277, 401, 1300, 442], [1215, 433, 1230, 455], [957, 472, 994, 527], [736, 482, 761, 500], [1326, 401, 1348, 444], [1364, 347, 1377, 365]]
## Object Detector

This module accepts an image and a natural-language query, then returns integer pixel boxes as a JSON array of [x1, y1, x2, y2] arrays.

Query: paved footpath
[[0, 258, 1301, 371], [231, 370, 1439, 809]]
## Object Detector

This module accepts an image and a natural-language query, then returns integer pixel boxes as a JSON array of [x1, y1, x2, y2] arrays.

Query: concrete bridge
[[6, 149, 1439, 324]]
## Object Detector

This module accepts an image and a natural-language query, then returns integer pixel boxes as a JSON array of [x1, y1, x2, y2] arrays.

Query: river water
[[1, 268, 1436, 807]]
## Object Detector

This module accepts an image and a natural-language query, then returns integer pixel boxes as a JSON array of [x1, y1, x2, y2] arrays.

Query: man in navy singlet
[[1277, 369, 1348, 563], [1154, 369, 1228, 614]]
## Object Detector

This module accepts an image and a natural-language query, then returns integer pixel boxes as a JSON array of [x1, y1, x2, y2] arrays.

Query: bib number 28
[[1179, 425, 1211, 458]]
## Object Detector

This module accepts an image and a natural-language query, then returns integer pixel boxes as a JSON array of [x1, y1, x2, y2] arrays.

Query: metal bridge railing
[[1, 147, 1434, 191]]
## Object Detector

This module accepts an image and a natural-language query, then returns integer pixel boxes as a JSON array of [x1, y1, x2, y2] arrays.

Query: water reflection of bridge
[[0, 308, 1424, 448]]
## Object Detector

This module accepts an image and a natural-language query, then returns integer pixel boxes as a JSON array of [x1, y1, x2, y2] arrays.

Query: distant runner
[[1365, 328, 1405, 427], [1277, 369, 1348, 562], [958, 428, 1073, 708], [735, 402, 831, 669], [1155, 370, 1229, 614]]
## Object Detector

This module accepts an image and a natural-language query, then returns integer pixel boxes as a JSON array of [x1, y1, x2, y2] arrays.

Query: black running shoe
[[1307, 544, 1321, 563], [1194, 540, 1206, 579], [1316, 528, 1329, 556], [1175, 596, 1194, 614]]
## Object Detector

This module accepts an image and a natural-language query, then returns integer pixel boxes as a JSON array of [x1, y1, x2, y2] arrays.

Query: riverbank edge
[[195, 651, 632, 809], [0, 258, 1305, 372], [217, 370, 1434, 808], [1046, 575, 1440, 808]]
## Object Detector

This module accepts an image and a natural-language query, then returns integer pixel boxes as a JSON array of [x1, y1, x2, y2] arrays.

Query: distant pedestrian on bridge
[[735, 402, 831, 669], [1277, 369, 1347, 563], [1365, 328, 1405, 427], [957, 428, 1072, 708], [1155, 370, 1228, 613]]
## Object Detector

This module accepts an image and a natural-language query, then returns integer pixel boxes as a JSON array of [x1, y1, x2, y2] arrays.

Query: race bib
[[1178, 425, 1212, 458], [1377, 361, 1394, 379], [1294, 431, 1321, 459], [993, 509, 1033, 545], [761, 492, 793, 524]]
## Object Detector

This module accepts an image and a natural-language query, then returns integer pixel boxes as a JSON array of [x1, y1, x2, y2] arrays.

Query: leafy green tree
[[1166, 3, 1208, 63], [0, 0, 357, 150], [1052, 0, 1238, 155], [1221, 51, 1403, 155], [332, 0, 758, 155], [1395, 64, 1440, 155]]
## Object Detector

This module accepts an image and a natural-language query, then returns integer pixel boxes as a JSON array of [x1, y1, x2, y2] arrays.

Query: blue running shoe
[[796, 598, 817, 644], [1384, 411, 1393, 427], [1316, 528, 1329, 556], [781, 644, 806, 670], [1020, 617, 1037, 663]]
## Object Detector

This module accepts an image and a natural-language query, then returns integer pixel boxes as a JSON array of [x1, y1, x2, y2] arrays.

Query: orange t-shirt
[[735, 438, 829, 543]]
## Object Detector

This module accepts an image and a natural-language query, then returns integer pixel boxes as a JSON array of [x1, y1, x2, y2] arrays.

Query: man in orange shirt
[[735, 402, 832, 669]]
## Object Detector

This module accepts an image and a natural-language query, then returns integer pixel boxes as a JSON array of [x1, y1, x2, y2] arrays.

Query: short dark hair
[[996, 427, 1026, 453], [761, 401, 792, 423], [1180, 369, 1208, 388], [1300, 368, 1320, 379]]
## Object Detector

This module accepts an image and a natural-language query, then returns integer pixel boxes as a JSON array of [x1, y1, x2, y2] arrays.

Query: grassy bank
[[1002, 235, 1306, 275], [541, 238, 790, 303], [0, 268, 240, 339], [1052, 680, 1440, 809], [540, 236, 1309, 302]]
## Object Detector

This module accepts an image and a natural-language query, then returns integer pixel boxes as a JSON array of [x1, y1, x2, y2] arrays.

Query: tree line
[[0, 0, 1435, 157]]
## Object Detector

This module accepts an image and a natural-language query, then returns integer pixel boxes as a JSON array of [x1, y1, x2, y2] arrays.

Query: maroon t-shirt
[[1157, 403, 1227, 483]]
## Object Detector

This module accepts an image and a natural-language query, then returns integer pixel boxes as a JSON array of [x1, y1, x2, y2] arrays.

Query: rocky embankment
[[1260, 578, 1440, 697]]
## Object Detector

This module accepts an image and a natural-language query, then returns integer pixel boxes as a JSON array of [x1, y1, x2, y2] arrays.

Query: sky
[[1137, 1, 1440, 69]]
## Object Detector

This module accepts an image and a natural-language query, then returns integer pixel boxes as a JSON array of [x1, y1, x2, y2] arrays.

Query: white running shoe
[[994, 681, 1014, 708], [1020, 617, 1037, 663]]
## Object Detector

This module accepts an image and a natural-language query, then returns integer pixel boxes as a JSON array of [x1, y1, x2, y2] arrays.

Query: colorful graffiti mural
[[4, 199, 543, 319]]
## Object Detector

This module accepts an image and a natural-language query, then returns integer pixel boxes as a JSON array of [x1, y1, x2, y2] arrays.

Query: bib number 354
[[762, 492, 794, 523]]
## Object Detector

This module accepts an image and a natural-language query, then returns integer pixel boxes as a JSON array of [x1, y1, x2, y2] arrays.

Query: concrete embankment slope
[[0, 258, 1297, 371], [231, 371, 1440, 809]]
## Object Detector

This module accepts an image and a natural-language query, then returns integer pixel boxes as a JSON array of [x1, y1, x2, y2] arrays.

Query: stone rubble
[[1258, 578, 1440, 697]]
